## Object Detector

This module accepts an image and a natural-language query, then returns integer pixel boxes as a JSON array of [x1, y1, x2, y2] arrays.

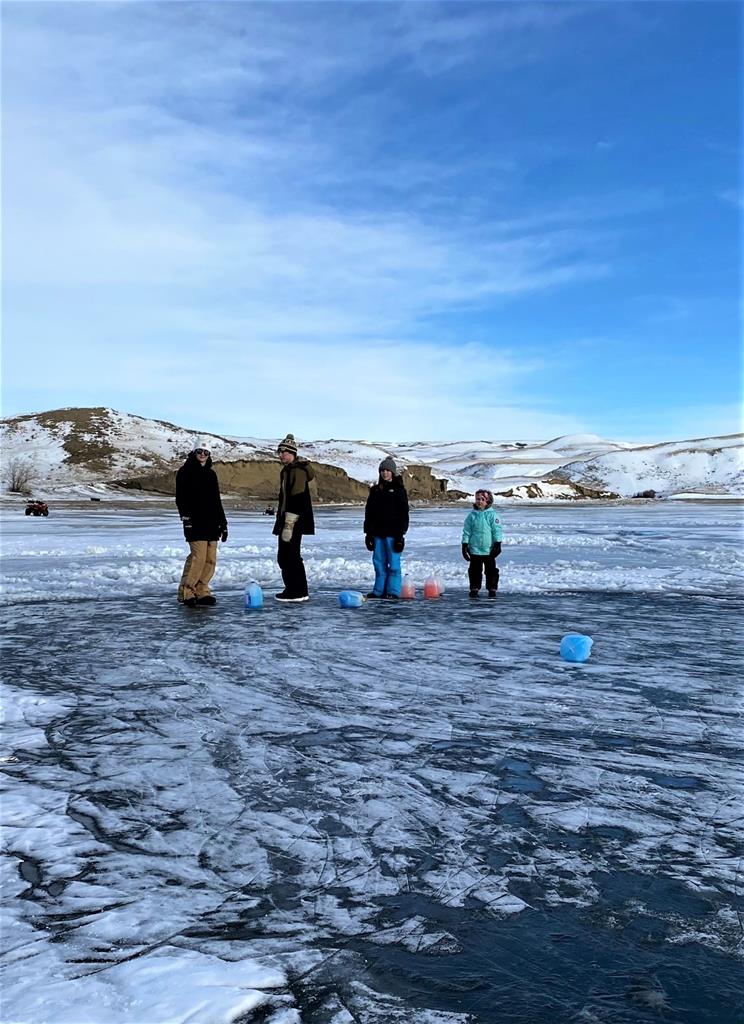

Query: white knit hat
[[193, 439, 211, 453]]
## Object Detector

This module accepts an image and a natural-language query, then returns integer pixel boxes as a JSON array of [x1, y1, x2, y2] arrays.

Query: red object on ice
[[423, 576, 440, 599], [25, 500, 49, 517], [401, 577, 416, 599]]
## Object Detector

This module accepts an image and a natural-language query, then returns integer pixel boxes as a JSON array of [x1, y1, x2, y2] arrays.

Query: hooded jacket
[[364, 475, 409, 539], [273, 458, 315, 536], [461, 506, 502, 556], [175, 453, 227, 542]]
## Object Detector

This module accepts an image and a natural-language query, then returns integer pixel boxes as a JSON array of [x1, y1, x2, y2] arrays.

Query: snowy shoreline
[[2, 492, 743, 511]]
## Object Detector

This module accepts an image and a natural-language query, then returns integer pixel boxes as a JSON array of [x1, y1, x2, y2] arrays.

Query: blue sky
[[2, 1, 741, 441]]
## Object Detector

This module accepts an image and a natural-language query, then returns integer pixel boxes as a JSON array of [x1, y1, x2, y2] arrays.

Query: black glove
[[221, 528, 228, 543], [393, 537, 405, 553], [490, 541, 502, 558], [461, 543, 470, 562], [365, 534, 375, 552]]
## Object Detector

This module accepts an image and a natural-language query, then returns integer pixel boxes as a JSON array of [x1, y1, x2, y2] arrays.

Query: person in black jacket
[[364, 456, 409, 599], [175, 440, 228, 607], [273, 433, 315, 602]]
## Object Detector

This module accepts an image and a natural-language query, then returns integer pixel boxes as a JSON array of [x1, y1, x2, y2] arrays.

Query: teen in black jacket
[[175, 442, 228, 606], [363, 457, 409, 598]]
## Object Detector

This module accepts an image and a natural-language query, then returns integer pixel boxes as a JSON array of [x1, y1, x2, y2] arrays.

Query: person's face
[[474, 493, 488, 508], [279, 450, 295, 465], [381, 469, 393, 482], [195, 448, 210, 464]]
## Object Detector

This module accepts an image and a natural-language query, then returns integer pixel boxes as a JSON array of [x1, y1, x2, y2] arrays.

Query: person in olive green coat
[[273, 433, 315, 602], [461, 489, 503, 598]]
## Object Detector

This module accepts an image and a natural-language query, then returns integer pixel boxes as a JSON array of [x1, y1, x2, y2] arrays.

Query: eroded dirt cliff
[[115, 458, 465, 502]]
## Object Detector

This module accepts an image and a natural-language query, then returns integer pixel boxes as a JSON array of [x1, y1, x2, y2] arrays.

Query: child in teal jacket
[[461, 489, 503, 598]]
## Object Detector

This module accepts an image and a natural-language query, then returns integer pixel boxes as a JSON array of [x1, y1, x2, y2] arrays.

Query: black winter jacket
[[364, 476, 409, 538], [175, 453, 227, 541], [273, 459, 316, 537]]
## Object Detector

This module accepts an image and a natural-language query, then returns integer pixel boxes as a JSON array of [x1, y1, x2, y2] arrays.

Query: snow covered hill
[[1, 407, 742, 500], [553, 434, 744, 498], [0, 408, 274, 494], [303, 433, 744, 498]]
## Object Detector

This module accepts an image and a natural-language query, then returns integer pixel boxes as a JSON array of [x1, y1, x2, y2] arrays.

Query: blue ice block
[[560, 633, 593, 662], [338, 590, 366, 608]]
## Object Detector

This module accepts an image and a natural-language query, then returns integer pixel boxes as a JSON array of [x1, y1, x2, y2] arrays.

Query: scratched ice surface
[[1, 503, 742, 1023]]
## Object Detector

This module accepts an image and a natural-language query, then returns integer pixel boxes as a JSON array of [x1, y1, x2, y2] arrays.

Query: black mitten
[[461, 543, 470, 562], [490, 541, 502, 558], [393, 537, 405, 553], [365, 534, 375, 551], [221, 528, 228, 543]]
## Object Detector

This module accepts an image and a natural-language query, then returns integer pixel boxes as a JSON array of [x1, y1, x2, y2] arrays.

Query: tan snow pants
[[178, 541, 218, 602]]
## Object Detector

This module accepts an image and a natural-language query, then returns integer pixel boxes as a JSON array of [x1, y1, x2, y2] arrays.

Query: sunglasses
[[195, 449, 210, 456]]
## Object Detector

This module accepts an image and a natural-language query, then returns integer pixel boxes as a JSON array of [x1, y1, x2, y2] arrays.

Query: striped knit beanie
[[277, 433, 298, 456]]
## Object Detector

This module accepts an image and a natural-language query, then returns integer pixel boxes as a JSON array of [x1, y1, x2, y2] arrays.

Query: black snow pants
[[277, 533, 309, 598], [468, 555, 500, 593]]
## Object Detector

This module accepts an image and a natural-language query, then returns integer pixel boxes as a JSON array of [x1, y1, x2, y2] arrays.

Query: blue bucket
[[560, 633, 593, 663], [244, 582, 264, 609]]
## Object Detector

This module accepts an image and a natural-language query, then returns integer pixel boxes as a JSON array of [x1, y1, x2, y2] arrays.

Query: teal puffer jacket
[[461, 507, 503, 555]]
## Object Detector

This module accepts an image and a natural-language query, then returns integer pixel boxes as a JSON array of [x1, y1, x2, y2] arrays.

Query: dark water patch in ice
[[494, 802, 532, 828], [584, 733, 637, 749], [315, 813, 356, 838], [595, 870, 716, 919], [341, 894, 743, 1024], [18, 855, 42, 886], [638, 684, 694, 710], [646, 772, 704, 790], [292, 725, 382, 749], [496, 756, 544, 794]]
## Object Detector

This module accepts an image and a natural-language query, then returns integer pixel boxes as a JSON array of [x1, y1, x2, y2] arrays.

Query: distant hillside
[[552, 435, 744, 497], [0, 408, 461, 502], [1, 407, 742, 500]]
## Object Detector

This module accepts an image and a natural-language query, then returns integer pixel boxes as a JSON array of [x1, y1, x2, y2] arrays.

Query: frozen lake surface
[[2, 503, 743, 1023]]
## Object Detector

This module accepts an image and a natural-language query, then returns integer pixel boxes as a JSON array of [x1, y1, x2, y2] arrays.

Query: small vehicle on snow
[[25, 500, 49, 517]]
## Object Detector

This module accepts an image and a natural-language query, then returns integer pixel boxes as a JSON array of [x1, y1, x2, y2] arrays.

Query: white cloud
[[1, 2, 635, 440], [100, 335, 587, 441]]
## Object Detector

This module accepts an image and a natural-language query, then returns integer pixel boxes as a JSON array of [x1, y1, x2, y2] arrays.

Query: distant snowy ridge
[[1, 407, 742, 500], [553, 434, 744, 498], [0, 407, 274, 491], [304, 433, 744, 498]]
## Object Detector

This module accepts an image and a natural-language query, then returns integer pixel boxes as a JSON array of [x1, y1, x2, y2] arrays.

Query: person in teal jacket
[[461, 489, 503, 598]]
